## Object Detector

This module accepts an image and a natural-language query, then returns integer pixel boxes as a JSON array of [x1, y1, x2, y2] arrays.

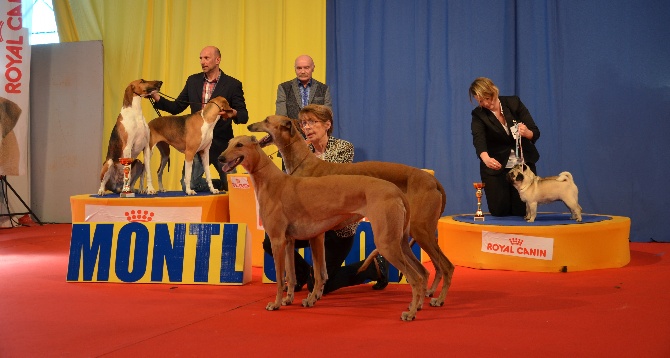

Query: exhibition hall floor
[[1, 224, 668, 357]]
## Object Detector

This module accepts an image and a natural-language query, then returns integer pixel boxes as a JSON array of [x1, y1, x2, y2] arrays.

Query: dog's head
[[507, 163, 534, 189], [123, 79, 163, 107], [219, 135, 263, 173], [247, 115, 301, 149], [206, 96, 233, 117], [0, 96, 21, 139], [103, 159, 145, 193]]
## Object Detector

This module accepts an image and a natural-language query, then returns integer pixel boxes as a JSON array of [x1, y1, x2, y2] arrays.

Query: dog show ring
[[438, 213, 630, 272]]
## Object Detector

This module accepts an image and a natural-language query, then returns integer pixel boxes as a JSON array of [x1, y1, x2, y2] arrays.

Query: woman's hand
[[517, 123, 533, 139], [481, 152, 502, 170], [486, 158, 502, 170]]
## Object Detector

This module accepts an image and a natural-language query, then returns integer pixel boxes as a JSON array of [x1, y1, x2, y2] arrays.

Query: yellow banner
[[67, 222, 250, 285]]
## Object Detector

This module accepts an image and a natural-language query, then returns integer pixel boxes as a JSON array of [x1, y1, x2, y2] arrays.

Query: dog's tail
[[556, 172, 573, 182]]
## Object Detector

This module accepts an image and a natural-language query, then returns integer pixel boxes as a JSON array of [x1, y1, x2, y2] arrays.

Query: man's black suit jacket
[[154, 69, 249, 146]]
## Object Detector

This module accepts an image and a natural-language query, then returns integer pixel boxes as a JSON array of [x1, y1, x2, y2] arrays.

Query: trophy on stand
[[119, 158, 135, 198], [473, 182, 485, 221]]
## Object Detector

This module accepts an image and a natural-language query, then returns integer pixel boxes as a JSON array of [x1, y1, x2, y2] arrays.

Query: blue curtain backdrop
[[326, 0, 670, 242]]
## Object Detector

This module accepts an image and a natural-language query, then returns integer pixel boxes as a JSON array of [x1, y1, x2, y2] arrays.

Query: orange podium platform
[[438, 213, 630, 272], [70, 192, 230, 223]]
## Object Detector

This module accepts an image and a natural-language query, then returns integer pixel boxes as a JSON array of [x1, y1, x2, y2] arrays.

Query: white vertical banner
[[0, 0, 30, 176]]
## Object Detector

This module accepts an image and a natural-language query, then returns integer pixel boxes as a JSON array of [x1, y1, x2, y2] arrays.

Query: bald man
[[275, 55, 332, 120], [152, 46, 248, 192]]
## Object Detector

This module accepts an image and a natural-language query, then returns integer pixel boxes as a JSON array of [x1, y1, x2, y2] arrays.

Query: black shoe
[[372, 255, 389, 290]]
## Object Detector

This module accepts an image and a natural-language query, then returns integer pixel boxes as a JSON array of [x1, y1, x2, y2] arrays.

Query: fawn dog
[[219, 135, 428, 321], [248, 115, 454, 307]]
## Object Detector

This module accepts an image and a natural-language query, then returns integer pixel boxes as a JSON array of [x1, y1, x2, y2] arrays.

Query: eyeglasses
[[300, 119, 319, 128]]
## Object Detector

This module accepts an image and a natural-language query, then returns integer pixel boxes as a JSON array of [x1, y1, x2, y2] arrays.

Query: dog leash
[[512, 119, 525, 165], [265, 136, 301, 161], [286, 151, 311, 176], [149, 91, 219, 117]]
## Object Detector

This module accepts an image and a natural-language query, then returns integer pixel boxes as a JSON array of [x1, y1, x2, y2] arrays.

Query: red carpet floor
[[1, 224, 669, 357]]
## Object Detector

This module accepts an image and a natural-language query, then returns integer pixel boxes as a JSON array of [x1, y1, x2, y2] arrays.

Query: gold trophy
[[119, 158, 135, 198], [473, 182, 485, 221]]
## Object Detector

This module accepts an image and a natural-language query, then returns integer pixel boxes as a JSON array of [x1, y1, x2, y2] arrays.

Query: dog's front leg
[[199, 149, 219, 194], [267, 237, 287, 311], [303, 233, 326, 307], [183, 158, 197, 195], [527, 202, 538, 222], [282, 239, 296, 306], [98, 160, 113, 195], [143, 146, 157, 194]]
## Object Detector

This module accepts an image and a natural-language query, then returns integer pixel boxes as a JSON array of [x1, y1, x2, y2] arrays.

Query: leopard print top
[[308, 136, 359, 237]]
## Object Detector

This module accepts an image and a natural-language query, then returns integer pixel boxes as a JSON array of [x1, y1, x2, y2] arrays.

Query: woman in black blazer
[[469, 77, 541, 217]]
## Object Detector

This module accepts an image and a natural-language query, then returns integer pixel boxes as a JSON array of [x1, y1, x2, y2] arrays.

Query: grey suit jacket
[[275, 78, 332, 119]]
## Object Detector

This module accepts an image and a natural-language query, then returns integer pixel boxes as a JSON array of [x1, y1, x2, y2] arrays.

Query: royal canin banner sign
[[481, 231, 554, 260]]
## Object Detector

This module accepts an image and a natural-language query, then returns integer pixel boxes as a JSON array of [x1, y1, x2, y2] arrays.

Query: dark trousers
[[481, 162, 536, 217], [262, 231, 378, 295]]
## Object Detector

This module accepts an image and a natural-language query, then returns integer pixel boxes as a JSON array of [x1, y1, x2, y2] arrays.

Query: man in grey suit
[[276, 55, 331, 120]]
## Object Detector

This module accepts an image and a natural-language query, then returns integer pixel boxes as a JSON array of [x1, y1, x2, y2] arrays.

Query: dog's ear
[[219, 97, 232, 111], [250, 135, 258, 143], [0, 96, 21, 138], [281, 118, 295, 136], [123, 83, 135, 108]]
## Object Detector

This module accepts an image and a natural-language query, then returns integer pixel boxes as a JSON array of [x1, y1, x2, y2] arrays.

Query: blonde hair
[[469, 77, 500, 104], [299, 104, 334, 136]]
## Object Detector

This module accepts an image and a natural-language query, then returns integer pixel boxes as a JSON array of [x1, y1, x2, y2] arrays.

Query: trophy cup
[[473, 182, 485, 221], [119, 157, 135, 198]]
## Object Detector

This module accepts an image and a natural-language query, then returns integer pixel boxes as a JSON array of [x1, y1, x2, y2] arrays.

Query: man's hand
[[220, 108, 237, 119]]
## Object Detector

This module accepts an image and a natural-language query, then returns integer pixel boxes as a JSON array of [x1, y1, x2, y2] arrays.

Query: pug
[[507, 163, 582, 223]]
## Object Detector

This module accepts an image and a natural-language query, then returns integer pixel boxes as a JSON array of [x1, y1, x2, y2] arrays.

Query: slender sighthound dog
[[144, 96, 232, 195], [248, 115, 454, 307], [98, 79, 162, 195], [219, 135, 428, 321]]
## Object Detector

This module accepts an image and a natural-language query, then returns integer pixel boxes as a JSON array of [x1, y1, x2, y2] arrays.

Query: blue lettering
[[115, 223, 149, 282], [220, 224, 243, 283], [66, 223, 113, 281], [151, 223, 186, 282], [191, 224, 220, 283]]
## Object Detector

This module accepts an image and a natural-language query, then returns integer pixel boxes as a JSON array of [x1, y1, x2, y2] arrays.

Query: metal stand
[[0, 175, 43, 226]]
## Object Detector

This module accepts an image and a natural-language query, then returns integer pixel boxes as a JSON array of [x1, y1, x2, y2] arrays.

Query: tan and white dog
[[507, 163, 582, 222], [219, 135, 428, 321], [98, 79, 163, 195], [0, 96, 22, 176], [144, 96, 232, 195]]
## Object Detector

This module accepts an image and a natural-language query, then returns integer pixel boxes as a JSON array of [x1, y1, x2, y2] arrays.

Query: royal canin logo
[[509, 237, 524, 246], [125, 209, 155, 222]]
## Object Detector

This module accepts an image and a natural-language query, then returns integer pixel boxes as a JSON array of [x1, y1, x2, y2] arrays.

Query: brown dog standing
[[145, 96, 232, 195], [507, 163, 582, 222], [248, 115, 454, 307], [98, 79, 162, 195], [219, 135, 428, 321]]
